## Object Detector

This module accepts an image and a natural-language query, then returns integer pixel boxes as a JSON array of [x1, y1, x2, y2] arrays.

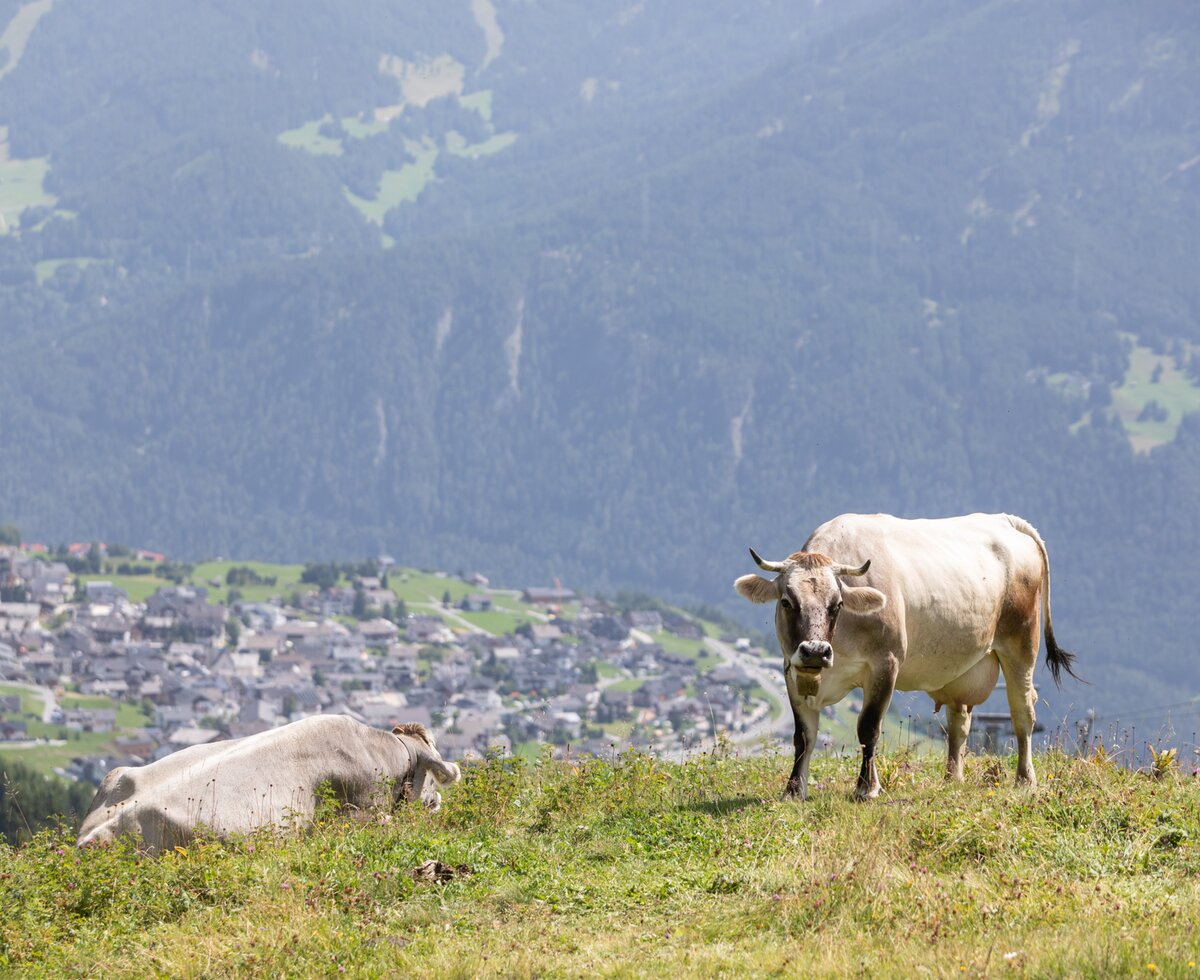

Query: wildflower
[[1146, 964, 1157, 973]]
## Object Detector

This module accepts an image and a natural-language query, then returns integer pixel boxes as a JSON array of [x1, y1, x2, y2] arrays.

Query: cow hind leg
[[996, 646, 1039, 787], [933, 654, 999, 781], [944, 704, 973, 781]]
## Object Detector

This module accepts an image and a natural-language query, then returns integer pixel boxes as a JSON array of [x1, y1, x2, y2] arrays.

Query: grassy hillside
[[4, 749, 1198, 976]]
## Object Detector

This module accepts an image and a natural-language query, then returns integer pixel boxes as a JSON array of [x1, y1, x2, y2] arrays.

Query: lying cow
[[77, 714, 460, 853], [735, 513, 1079, 800]]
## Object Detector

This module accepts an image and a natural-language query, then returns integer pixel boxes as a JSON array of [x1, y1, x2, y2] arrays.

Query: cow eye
[[829, 601, 843, 617], [780, 596, 793, 611]]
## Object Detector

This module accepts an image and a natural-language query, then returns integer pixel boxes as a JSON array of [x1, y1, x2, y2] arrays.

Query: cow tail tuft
[[1044, 629, 1082, 687]]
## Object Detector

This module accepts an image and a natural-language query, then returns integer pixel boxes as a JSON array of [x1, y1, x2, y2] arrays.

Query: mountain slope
[[0, 0, 1197, 717]]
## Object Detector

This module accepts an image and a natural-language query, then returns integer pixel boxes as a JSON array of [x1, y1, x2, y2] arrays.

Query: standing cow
[[734, 513, 1079, 800], [77, 715, 461, 853]]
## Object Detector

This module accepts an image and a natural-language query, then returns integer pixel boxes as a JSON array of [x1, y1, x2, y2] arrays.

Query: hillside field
[[3, 749, 1198, 976]]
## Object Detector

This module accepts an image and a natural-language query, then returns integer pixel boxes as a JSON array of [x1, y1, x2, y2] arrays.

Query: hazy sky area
[[0, 0, 1197, 724]]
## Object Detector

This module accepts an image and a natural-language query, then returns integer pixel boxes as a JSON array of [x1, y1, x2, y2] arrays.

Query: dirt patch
[[379, 53, 465, 108], [471, 0, 503, 72], [409, 859, 473, 884]]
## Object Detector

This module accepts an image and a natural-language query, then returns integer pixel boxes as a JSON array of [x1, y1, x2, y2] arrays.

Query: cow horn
[[748, 547, 787, 573], [831, 559, 871, 578]]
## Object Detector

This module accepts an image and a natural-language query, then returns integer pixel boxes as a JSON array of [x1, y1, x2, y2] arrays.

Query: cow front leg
[[785, 703, 819, 799], [945, 703, 973, 781], [784, 671, 820, 799], [855, 662, 898, 800]]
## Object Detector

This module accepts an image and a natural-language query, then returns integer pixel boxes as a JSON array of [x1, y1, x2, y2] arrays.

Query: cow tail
[[1005, 515, 1083, 686]]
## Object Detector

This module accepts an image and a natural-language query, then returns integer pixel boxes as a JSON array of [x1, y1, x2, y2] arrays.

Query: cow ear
[[734, 574, 777, 604], [842, 586, 886, 614]]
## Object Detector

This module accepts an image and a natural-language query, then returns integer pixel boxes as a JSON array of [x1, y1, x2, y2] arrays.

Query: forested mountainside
[[0, 1, 1198, 716]]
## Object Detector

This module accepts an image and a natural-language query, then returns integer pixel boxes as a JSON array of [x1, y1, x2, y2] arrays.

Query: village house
[[0, 718, 28, 741], [626, 610, 664, 634], [520, 587, 576, 605], [357, 618, 399, 648]]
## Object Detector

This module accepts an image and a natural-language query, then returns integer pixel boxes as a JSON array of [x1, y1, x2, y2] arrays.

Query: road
[[701, 636, 792, 752], [589, 629, 792, 759], [409, 597, 488, 635]]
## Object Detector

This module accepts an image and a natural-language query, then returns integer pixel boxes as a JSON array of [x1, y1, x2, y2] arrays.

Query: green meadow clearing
[[0, 153, 54, 231], [34, 257, 104, 284], [1111, 335, 1200, 453], [343, 142, 440, 224], [186, 561, 306, 605], [3, 749, 1198, 976], [0, 687, 152, 771], [1057, 333, 1200, 453]]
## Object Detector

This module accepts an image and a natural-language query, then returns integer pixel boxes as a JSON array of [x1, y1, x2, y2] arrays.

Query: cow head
[[392, 724, 462, 811], [734, 548, 886, 670]]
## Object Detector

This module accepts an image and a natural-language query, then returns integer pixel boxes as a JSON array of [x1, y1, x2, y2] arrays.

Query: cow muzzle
[[790, 640, 833, 670]]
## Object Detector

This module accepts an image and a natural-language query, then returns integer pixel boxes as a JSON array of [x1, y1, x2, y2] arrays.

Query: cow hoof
[[782, 782, 806, 801], [853, 786, 881, 802]]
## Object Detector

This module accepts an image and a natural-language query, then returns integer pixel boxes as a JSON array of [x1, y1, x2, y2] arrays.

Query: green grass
[[648, 631, 703, 658], [58, 693, 109, 711], [35, 257, 103, 284], [23, 206, 76, 233], [5, 750, 1200, 975], [57, 693, 149, 730], [116, 703, 150, 728], [649, 631, 720, 673], [344, 139, 438, 225], [444, 130, 517, 159], [77, 573, 174, 605], [1059, 333, 1200, 452], [457, 89, 493, 122], [387, 570, 473, 605], [457, 609, 530, 635], [186, 561, 306, 604], [277, 116, 343, 156], [606, 678, 644, 694], [0, 683, 46, 717], [0, 691, 152, 770], [0, 729, 114, 771], [0, 153, 55, 231], [339, 114, 390, 139], [594, 662, 621, 680], [745, 684, 783, 721], [1110, 334, 1200, 452], [600, 720, 634, 739]]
